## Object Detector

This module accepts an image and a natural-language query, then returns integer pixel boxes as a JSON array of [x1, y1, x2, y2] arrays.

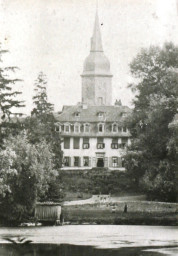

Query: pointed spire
[[90, 9, 103, 52]]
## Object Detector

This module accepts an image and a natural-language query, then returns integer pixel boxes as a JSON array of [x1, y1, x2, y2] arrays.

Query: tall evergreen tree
[[31, 72, 54, 117], [26, 72, 63, 169], [0, 45, 24, 144]]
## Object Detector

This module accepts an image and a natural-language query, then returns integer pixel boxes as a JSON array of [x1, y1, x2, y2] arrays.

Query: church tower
[[81, 10, 112, 106]]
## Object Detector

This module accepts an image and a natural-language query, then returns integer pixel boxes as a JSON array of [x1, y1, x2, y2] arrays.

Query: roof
[[54, 104, 132, 123], [82, 10, 111, 77], [36, 202, 61, 206], [91, 10, 103, 52]]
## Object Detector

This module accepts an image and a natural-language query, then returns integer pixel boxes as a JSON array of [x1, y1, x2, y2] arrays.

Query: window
[[98, 97, 103, 105], [64, 157, 70, 167], [98, 112, 104, 118], [64, 124, 70, 133], [97, 143, 105, 149], [111, 138, 118, 149], [84, 123, 90, 133], [64, 137, 70, 149], [75, 112, 80, 117], [55, 124, 61, 132], [122, 127, 127, 133], [98, 123, 104, 133], [83, 157, 89, 167], [112, 123, 118, 133], [83, 137, 90, 149], [122, 112, 127, 118], [97, 137, 105, 149], [112, 157, 118, 167], [73, 137, 80, 149], [121, 138, 128, 148], [74, 123, 80, 133], [74, 157, 79, 167], [111, 143, 118, 149]]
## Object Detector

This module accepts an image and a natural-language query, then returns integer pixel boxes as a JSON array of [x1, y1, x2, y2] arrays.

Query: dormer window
[[64, 123, 70, 133], [74, 123, 80, 133], [84, 123, 90, 133], [121, 112, 127, 118], [122, 127, 127, 133], [55, 124, 61, 132], [98, 123, 104, 133], [75, 112, 80, 118], [112, 123, 118, 133], [98, 112, 104, 118]]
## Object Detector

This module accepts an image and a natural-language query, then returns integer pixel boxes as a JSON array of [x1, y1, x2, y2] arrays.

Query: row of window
[[74, 111, 127, 118], [63, 137, 128, 149], [55, 123, 128, 133], [63, 156, 125, 168]]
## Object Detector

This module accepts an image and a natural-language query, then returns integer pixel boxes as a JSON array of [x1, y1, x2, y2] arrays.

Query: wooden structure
[[35, 202, 61, 224]]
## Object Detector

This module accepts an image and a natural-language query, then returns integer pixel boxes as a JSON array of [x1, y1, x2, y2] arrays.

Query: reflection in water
[[0, 226, 177, 256], [0, 243, 178, 256]]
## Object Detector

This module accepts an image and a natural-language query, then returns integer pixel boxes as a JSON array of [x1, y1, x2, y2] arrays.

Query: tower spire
[[90, 8, 103, 52]]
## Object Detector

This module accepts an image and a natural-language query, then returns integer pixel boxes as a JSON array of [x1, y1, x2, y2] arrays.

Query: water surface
[[0, 225, 177, 255]]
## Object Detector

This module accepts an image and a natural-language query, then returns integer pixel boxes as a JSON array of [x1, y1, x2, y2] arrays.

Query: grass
[[63, 201, 178, 225]]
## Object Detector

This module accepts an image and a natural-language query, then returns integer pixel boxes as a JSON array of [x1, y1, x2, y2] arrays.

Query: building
[[54, 10, 131, 170]]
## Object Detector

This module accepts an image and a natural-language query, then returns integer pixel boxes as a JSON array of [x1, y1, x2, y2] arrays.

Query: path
[[63, 194, 146, 206]]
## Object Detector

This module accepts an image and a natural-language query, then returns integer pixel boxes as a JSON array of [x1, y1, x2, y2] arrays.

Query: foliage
[[31, 72, 54, 117], [125, 42, 178, 202], [140, 160, 176, 202], [0, 45, 24, 144], [124, 151, 146, 187], [0, 133, 58, 222], [25, 72, 63, 169]]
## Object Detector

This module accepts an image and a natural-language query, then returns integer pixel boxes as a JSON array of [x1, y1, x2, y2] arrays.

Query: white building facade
[[55, 10, 131, 170]]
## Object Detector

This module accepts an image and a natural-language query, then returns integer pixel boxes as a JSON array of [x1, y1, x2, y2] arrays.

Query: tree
[[26, 72, 63, 169], [0, 133, 58, 222], [0, 45, 24, 144], [31, 72, 54, 117], [125, 42, 178, 201]]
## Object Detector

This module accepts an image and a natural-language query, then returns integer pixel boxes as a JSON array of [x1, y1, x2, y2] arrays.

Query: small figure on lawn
[[124, 204, 127, 213], [60, 211, 64, 225]]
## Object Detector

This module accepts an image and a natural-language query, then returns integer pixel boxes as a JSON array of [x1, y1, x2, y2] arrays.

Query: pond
[[0, 225, 177, 255]]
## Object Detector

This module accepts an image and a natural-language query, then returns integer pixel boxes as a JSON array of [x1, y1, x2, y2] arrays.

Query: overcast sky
[[0, 0, 178, 115]]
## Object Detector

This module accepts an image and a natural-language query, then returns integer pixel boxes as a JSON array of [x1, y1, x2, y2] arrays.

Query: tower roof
[[91, 10, 103, 52], [82, 10, 112, 77]]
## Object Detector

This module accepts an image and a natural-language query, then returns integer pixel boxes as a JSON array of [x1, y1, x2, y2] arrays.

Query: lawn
[[63, 201, 178, 225]]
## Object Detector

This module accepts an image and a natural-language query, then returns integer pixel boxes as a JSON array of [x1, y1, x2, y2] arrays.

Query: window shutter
[[92, 157, 96, 167], [78, 157, 81, 167], [109, 157, 112, 167], [69, 157, 71, 167], [83, 137, 89, 143], [112, 138, 118, 143], [64, 137, 70, 149], [118, 157, 122, 167], [104, 157, 108, 168], [74, 138, 80, 149], [97, 137, 103, 143], [89, 157, 91, 167]]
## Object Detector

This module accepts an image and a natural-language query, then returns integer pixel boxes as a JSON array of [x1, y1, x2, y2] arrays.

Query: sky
[[0, 0, 178, 115]]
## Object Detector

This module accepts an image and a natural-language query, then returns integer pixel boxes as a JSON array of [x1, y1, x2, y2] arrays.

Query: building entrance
[[97, 158, 104, 167]]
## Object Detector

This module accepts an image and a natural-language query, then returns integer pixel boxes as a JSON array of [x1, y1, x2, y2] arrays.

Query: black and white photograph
[[0, 0, 178, 255]]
